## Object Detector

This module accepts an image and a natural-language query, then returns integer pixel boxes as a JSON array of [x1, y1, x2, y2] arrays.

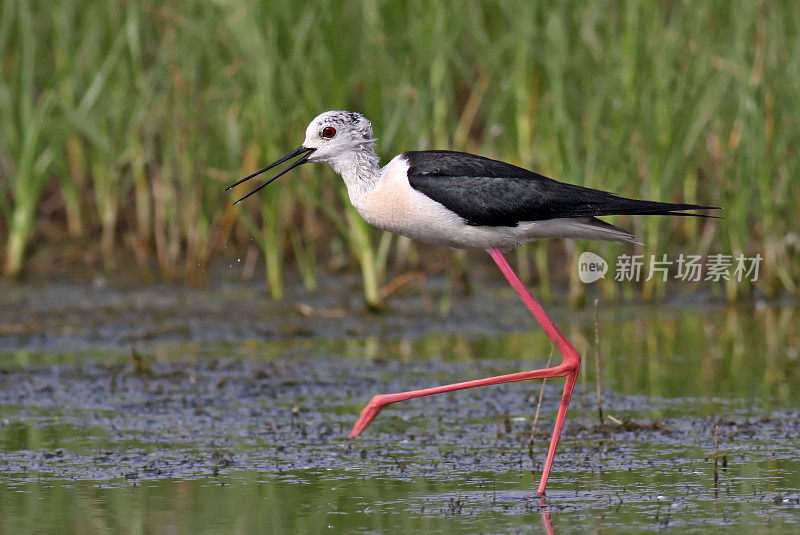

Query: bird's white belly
[[351, 156, 541, 249]]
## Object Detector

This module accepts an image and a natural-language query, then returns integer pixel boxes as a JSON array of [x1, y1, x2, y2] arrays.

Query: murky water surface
[[1, 280, 798, 533]]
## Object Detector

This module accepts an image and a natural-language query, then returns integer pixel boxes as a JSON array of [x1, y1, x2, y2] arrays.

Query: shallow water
[[1, 280, 799, 533]]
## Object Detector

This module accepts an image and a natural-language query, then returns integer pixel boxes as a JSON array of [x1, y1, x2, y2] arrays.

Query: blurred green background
[[1, 0, 797, 305]]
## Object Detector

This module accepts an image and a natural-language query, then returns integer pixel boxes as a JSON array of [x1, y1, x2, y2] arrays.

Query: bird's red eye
[[321, 126, 336, 138]]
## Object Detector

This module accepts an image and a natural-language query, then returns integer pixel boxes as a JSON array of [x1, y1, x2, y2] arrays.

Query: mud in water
[[1, 279, 799, 533]]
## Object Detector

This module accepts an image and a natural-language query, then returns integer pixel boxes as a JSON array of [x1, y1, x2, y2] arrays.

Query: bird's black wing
[[405, 151, 717, 227]]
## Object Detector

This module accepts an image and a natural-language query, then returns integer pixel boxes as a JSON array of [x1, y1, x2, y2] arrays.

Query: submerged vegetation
[[0, 1, 797, 304]]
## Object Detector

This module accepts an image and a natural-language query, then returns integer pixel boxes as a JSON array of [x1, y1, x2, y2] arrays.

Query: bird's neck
[[328, 144, 381, 203]]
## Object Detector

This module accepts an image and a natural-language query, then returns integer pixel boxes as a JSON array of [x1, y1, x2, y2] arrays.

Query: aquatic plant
[[0, 1, 796, 303]]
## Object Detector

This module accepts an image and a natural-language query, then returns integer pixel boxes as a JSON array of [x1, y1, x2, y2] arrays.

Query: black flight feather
[[405, 151, 719, 227]]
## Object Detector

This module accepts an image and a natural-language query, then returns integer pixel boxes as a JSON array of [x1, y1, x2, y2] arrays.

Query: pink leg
[[349, 247, 581, 495]]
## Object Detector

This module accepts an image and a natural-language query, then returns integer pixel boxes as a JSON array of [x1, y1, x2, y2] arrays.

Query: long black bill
[[226, 146, 315, 204]]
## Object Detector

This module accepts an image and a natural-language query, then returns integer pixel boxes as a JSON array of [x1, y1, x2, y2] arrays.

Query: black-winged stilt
[[227, 110, 717, 495]]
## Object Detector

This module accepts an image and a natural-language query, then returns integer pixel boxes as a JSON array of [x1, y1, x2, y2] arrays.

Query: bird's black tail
[[592, 197, 721, 218], [572, 196, 720, 245], [554, 181, 722, 219]]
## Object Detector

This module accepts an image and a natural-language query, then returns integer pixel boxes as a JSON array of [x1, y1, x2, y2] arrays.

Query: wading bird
[[227, 111, 716, 495]]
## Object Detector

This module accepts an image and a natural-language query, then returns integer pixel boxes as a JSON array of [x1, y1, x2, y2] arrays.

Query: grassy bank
[[1, 0, 797, 304]]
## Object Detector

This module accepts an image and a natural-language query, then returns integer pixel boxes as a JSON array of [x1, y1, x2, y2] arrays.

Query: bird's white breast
[[352, 156, 518, 249]]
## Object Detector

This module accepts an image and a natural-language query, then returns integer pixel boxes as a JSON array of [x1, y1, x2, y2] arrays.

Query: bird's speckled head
[[302, 111, 375, 163], [226, 110, 379, 205]]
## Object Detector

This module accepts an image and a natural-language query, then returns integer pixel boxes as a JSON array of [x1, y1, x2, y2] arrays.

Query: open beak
[[226, 145, 315, 204]]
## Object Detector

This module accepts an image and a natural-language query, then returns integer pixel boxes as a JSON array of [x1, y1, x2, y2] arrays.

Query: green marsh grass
[[0, 1, 797, 303]]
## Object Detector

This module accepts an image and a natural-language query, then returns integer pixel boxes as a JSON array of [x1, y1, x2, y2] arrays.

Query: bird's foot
[[349, 394, 391, 438]]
